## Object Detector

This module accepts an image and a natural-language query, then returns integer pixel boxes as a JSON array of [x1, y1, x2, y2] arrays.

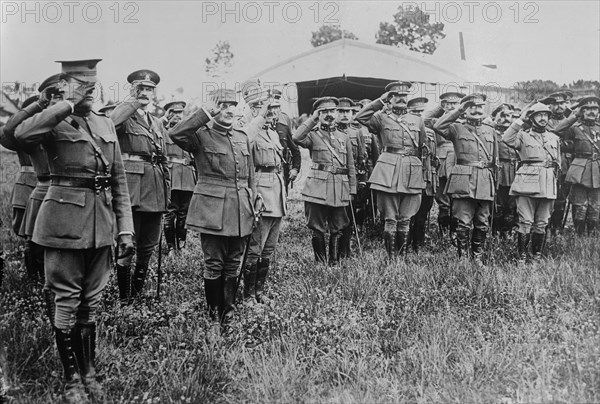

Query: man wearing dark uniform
[[553, 96, 600, 235], [15, 59, 134, 403], [424, 92, 465, 238], [271, 89, 301, 191], [162, 101, 196, 255], [502, 102, 560, 260], [490, 103, 519, 237], [355, 82, 426, 258], [434, 94, 497, 263], [407, 97, 438, 252], [168, 89, 256, 329], [293, 97, 357, 264], [110, 70, 170, 303]]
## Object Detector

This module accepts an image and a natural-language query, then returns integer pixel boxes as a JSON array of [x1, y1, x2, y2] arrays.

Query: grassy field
[[1, 147, 599, 403]]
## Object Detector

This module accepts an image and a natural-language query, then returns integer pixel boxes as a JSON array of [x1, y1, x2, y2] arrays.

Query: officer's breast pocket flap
[[512, 166, 541, 194]]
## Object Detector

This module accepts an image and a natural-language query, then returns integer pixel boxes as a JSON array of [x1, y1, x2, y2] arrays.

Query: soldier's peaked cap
[[210, 88, 238, 105], [440, 92, 465, 102], [164, 101, 186, 112], [539, 97, 557, 106], [548, 92, 567, 103], [462, 93, 487, 105], [337, 97, 355, 110], [127, 69, 160, 87], [385, 81, 412, 95], [579, 96, 600, 108], [491, 103, 514, 118], [313, 97, 339, 111], [271, 89, 283, 99], [407, 97, 429, 110], [39, 74, 62, 92], [56, 59, 102, 82]]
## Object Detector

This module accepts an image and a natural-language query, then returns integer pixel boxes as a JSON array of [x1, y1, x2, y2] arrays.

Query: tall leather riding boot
[[222, 276, 237, 326], [383, 230, 396, 259], [438, 216, 450, 235], [164, 224, 176, 254], [130, 262, 148, 300], [574, 220, 586, 236], [456, 229, 471, 259], [587, 220, 598, 236], [75, 324, 104, 400], [531, 232, 545, 259], [411, 222, 425, 253], [255, 258, 270, 304], [339, 226, 352, 259], [328, 232, 342, 265], [311, 231, 327, 263], [517, 232, 530, 262], [395, 230, 408, 256], [242, 263, 257, 304], [115, 264, 131, 304], [177, 225, 187, 249], [24, 240, 38, 283], [55, 327, 88, 404], [204, 277, 223, 324], [471, 228, 487, 265]]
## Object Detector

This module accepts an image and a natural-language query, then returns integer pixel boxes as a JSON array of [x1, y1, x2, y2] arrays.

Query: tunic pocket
[[42, 187, 88, 240], [191, 184, 227, 230], [446, 165, 472, 194], [511, 166, 541, 195], [565, 158, 587, 185], [302, 169, 328, 200]]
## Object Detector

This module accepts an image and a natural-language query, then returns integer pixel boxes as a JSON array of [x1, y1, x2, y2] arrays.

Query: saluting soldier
[[241, 89, 287, 305], [355, 82, 426, 258], [168, 89, 256, 328], [553, 96, 600, 235], [502, 102, 560, 260], [490, 103, 520, 237], [433, 94, 497, 263], [336, 97, 366, 257], [270, 89, 301, 192], [110, 69, 170, 303], [293, 97, 357, 264], [14, 59, 134, 403], [425, 92, 465, 237], [407, 97, 438, 252], [162, 101, 196, 255]]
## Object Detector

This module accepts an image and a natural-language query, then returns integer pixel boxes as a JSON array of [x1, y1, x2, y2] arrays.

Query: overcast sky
[[1, 0, 599, 102]]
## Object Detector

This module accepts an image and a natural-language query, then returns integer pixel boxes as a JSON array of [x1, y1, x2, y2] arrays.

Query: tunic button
[[235, 160, 239, 164], [236, 169, 240, 173], [60, 198, 64, 202]]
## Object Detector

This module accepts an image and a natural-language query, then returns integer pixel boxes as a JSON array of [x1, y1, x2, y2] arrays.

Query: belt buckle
[[151, 152, 158, 166], [94, 175, 110, 194], [476, 161, 484, 168], [593, 152, 598, 161]]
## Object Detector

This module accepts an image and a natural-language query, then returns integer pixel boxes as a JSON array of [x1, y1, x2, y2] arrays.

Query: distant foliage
[[310, 25, 358, 47], [376, 5, 446, 55], [205, 40, 234, 79]]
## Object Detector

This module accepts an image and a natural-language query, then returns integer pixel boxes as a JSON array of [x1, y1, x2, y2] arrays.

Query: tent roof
[[250, 39, 471, 86]]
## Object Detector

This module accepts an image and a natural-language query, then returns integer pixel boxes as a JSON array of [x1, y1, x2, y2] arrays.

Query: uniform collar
[[466, 118, 482, 127], [211, 121, 231, 136]]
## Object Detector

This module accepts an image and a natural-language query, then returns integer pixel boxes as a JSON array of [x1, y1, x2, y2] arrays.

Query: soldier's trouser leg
[[411, 193, 434, 252], [121, 212, 162, 299], [516, 196, 553, 258], [24, 238, 39, 282], [305, 202, 349, 263], [435, 177, 452, 231], [550, 175, 567, 233], [569, 185, 590, 235], [253, 217, 282, 302], [340, 205, 353, 258], [378, 190, 421, 256], [452, 198, 491, 258], [174, 190, 192, 245], [494, 186, 511, 234], [45, 247, 112, 331], [164, 200, 177, 252], [201, 234, 246, 324], [11, 206, 26, 236], [246, 217, 282, 302], [584, 188, 600, 234]]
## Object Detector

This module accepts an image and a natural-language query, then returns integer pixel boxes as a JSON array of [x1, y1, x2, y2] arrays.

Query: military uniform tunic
[[494, 126, 520, 233], [502, 119, 560, 234]]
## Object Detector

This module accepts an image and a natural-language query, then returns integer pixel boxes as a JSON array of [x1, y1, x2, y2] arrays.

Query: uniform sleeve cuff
[[118, 231, 133, 236]]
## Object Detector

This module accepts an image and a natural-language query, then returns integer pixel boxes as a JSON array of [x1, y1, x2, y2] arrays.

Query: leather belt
[[169, 157, 192, 165], [457, 160, 494, 168], [51, 175, 111, 191], [499, 158, 519, 163], [20, 166, 36, 173], [574, 152, 599, 160], [312, 163, 349, 175], [37, 175, 51, 182], [383, 146, 418, 156], [123, 153, 166, 165], [521, 160, 559, 168], [255, 165, 281, 173]]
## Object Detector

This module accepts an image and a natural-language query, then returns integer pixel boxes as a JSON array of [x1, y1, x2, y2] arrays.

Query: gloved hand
[[117, 234, 134, 259], [289, 168, 298, 181]]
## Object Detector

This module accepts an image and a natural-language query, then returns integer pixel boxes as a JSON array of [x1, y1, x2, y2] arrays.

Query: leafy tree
[[205, 40, 234, 78], [515, 80, 561, 101], [376, 5, 445, 55], [311, 25, 358, 47]]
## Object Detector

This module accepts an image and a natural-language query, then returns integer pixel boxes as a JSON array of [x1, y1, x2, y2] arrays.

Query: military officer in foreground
[[242, 90, 287, 305], [15, 59, 134, 403], [406, 97, 438, 252], [110, 69, 170, 303], [293, 97, 357, 264], [553, 96, 600, 235], [502, 102, 560, 260], [168, 88, 256, 329], [355, 82, 426, 258], [490, 103, 520, 237], [162, 101, 196, 255], [425, 92, 465, 237], [433, 94, 497, 263]]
